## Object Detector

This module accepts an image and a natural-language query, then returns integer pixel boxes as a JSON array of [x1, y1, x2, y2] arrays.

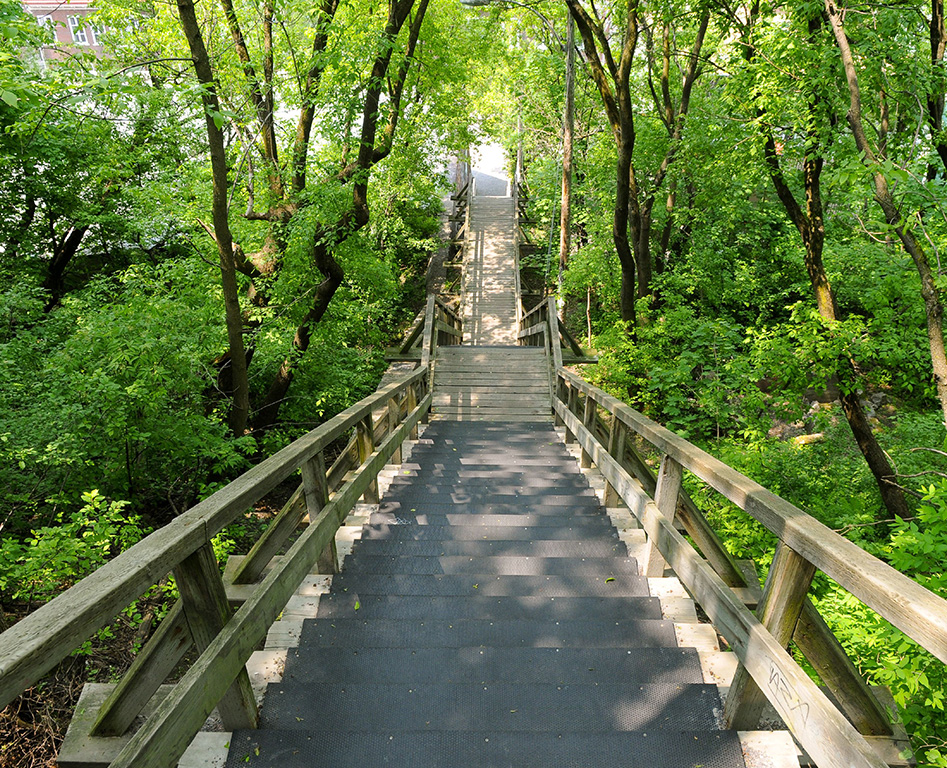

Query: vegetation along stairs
[[221, 185, 787, 767]]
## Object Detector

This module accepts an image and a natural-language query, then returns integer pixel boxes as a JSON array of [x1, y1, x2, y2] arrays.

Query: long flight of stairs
[[224, 418, 748, 767], [221, 182, 788, 768]]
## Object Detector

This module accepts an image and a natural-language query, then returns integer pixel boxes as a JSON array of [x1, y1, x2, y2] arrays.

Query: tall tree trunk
[[558, 14, 575, 302], [43, 225, 88, 311], [752, 12, 911, 520], [176, 0, 251, 436], [826, 0, 947, 428]]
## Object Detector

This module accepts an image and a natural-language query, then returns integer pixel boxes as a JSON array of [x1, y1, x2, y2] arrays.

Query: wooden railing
[[516, 298, 944, 767], [0, 298, 458, 768], [553, 367, 947, 768], [390, 294, 463, 364], [518, 295, 593, 366]]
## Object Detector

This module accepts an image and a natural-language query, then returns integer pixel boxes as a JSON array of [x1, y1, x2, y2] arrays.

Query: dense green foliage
[[3, 0, 947, 763]]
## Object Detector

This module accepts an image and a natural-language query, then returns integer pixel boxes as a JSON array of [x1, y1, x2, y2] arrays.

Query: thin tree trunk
[[826, 0, 947, 428], [176, 0, 250, 436], [43, 225, 88, 311], [558, 15, 575, 301]]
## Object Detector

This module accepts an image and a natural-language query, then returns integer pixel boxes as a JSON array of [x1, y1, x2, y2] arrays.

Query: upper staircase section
[[462, 195, 518, 344]]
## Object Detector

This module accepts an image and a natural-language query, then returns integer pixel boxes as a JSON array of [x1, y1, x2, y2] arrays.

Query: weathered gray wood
[[564, 383, 579, 444], [357, 415, 379, 504], [0, 366, 427, 710], [793, 599, 893, 736], [173, 543, 258, 731], [407, 384, 419, 440], [388, 396, 403, 464], [230, 486, 306, 585], [517, 322, 548, 341], [580, 394, 596, 468], [546, 296, 564, 372], [554, 398, 888, 768], [603, 417, 625, 508], [645, 456, 682, 577], [420, 294, 436, 370], [398, 308, 426, 353], [557, 320, 585, 357], [435, 319, 462, 338], [301, 451, 337, 574], [725, 541, 816, 729], [91, 601, 191, 737], [558, 368, 947, 663], [109, 391, 432, 768]]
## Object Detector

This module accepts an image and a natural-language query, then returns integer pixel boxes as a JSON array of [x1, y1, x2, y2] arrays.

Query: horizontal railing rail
[[0, 292, 457, 767], [551, 364, 945, 768]]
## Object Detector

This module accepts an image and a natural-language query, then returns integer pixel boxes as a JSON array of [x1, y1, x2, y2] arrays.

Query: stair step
[[350, 539, 628, 558], [369, 511, 612, 527], [258, 682, 724, 732], [342, 554, 637, 576], [280, 645, 700, 684], [327, 573, 651, 597], [313, 593, 660, 621], [224, 730, 746, 768], [361, 523, 617, 540]]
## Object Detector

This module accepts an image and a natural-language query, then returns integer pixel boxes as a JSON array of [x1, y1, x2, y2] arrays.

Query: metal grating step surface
[[258, 682, 725, 732], [296, 617, 675, 649], [322, 573, 651, 597], [225, 729, 746, 768], [279, 645, 702, 685], [349, 538, 628, 558], [360, 523, 619, 541], [341, 554, 638, 576], [313, 594, 662, 622], [369, 511, 613, 528]]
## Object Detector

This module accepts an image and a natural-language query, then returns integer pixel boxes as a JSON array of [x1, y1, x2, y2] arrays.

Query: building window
[[68, 16, 88, 45]]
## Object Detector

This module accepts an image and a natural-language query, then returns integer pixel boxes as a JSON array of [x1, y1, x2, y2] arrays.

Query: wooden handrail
[[552, 366, 947, 767], [0, 363, 432, 767], [558, 368, 947, 664]]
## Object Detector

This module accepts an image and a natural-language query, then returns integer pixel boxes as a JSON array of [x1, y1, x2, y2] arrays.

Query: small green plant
[[0, 489, 148, 605]]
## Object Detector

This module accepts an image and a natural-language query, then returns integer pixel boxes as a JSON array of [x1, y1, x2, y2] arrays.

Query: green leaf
[[1, 90, 17, 107]]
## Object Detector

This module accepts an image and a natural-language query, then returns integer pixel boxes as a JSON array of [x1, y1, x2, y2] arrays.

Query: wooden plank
[[420, 294, 435, 370], [230, 485, 306, 585], [725, 541, 816, 729], [580, 394, 596, 468], [793, 600, 893, 736], [558, 369, 947, 663], [91, 601, 191, 737], [517, 322, 548, 340], [388, 397, 403, 465], [645, 456, 682, 577], [546, 297, 564, 372], [435, 319, 462, 338], [555, 399, 888, 768], [356, 416, 379, 504], [173, 543, 258, 731], [109, 392, 432, 768], [301, 451, 337, 574], [397, 307, 426, 353], [558, 320, 585, 357], [603, 417, 625, 508], [0, 366, 427, 710]]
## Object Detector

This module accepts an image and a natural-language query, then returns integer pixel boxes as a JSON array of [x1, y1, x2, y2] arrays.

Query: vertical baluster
[[580, 394, 596, 468], [406, 383, 419, 439], [724, 540, 816, 729], [174, 543, 258, 730], [644, 455, 683, 577], [603, 415, 626, 508], [357, 415, 380, 503], [301, 450, 337, 573], [565, 383, 579, 443], [388, 395, 402, 464]]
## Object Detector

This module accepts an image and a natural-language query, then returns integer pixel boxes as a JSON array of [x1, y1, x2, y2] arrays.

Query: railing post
[[357, 415, 380, 503], [603, 415, 626, 508], [644, 455, 683, 577], [564, 383, 579, 443], [580, 395, 596, 468], [173, 542, 258, 730], [301, 450, 337, 573], [91, 601, 191, 736], [725, 540, 816, 729], [231, 486, 307, 585], [388, 396, 403, 464], [407, 383, 419, 439]]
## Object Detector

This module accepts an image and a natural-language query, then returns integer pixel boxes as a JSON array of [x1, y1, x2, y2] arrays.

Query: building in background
[[22, 0, 105, 63]]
